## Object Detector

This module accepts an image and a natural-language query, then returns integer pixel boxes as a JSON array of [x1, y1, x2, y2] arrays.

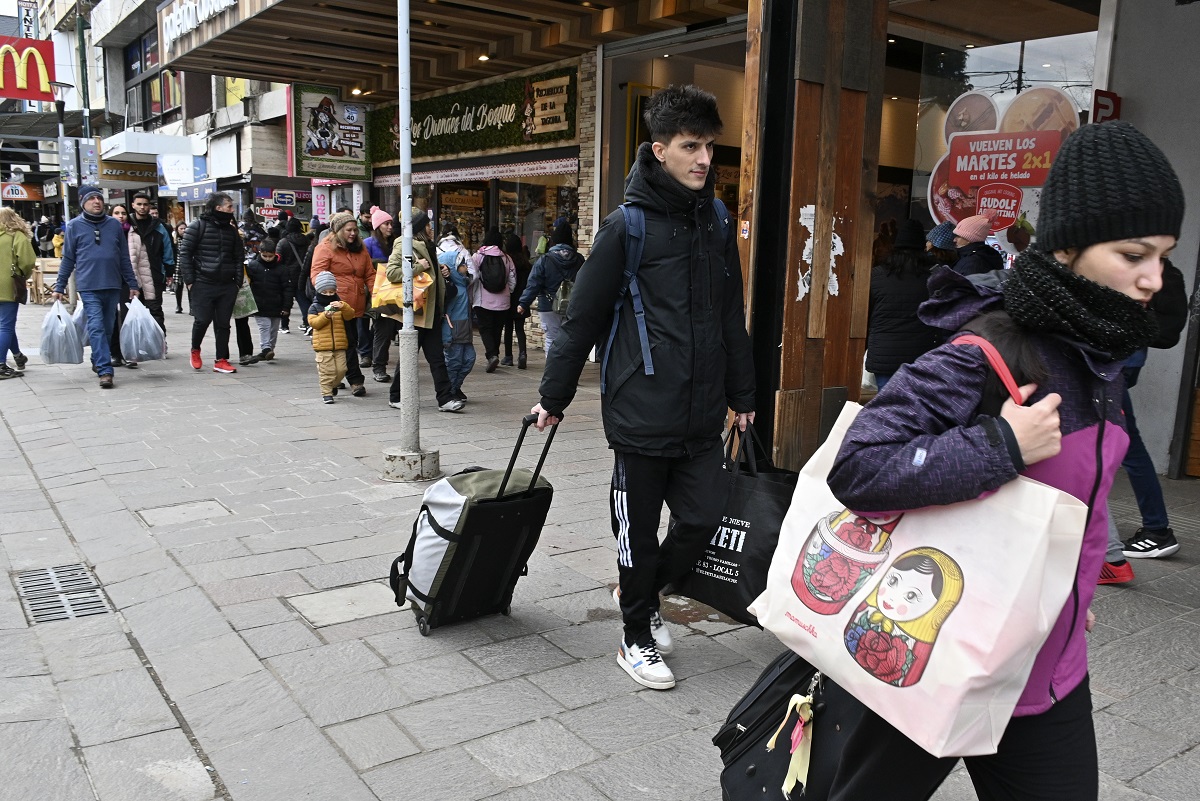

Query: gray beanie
[[313, 271, 338, 294]]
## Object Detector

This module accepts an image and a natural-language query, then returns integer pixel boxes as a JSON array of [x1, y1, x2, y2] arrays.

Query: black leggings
[[828, 676, 1098, 801]]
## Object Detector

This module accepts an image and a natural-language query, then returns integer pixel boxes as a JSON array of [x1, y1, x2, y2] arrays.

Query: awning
[[0, 110, 109, 139], [100, 129, 199, 162], [160, 0, 749, 98]]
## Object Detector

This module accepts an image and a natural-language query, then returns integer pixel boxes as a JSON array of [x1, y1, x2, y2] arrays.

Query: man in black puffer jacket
[[531, 85, 755, 692], [178, 193, 244, 374]]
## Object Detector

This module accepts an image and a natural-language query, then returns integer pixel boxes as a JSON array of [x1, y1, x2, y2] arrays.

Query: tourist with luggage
[[531, 85, 756, 691], [823, 120, 1183, 800]]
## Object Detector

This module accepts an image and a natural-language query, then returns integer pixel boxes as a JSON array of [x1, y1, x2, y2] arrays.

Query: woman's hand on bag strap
[[999, 383, 1062, 467]]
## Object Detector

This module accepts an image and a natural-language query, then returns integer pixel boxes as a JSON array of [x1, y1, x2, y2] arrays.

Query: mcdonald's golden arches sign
[[0, 36, 55, 103]]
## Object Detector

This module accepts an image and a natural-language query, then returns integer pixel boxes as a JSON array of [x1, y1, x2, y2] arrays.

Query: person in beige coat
[[0, 207, 36, 378], [384, 209, 461, 412]]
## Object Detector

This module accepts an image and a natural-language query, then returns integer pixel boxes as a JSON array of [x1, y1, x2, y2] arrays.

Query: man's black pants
[[828, 676, 1098, 801], [610, 442, 725, 646], [190, 281, 238, 359]]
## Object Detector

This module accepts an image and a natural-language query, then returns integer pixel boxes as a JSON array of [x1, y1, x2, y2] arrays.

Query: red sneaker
[[212, 359, 237, 374], [190, 349, 202, 371], [1098, 560, 1134, 585]]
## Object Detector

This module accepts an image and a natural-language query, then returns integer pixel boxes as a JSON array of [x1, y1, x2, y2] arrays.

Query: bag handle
[[951, 334, 1023, 405]]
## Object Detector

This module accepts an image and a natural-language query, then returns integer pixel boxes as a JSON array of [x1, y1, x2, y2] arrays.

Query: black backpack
[[479, 253, 507, 294]]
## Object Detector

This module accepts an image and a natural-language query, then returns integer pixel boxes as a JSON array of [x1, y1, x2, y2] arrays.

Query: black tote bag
[[674, 423, 799, 626]]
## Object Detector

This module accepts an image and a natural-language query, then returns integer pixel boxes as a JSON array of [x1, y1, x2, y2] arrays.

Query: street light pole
[[381, 0, 441, 482]]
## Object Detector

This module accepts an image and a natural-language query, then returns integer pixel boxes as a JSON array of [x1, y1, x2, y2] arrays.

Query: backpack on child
[[479, 253, 508, 294]]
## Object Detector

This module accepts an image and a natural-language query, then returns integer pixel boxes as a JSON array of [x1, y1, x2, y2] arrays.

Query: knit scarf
[[1003, 248, 1158, 360]]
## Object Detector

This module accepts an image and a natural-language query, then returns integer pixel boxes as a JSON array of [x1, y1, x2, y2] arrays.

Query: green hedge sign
[[368, 67, 576, 163]]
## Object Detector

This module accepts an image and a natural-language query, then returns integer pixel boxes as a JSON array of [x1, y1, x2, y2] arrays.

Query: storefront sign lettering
[[163, 0, 238, 54], [0, 37, 55, 103], [1, 182, 42, 201], [99, 161, 160, 182], [948, 131, 1060, 187]]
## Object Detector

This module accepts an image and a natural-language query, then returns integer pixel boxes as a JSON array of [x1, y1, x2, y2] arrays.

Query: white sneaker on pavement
[[613, 586, 673, 655], [617, 639, 675, 690]]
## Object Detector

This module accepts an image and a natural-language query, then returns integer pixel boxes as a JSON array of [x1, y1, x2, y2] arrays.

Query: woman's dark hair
[[961, 309, 1048, 417], [879, 247, 930, 279], [441, 224, 459, 240], [929, 246, 959, 266], [502, 233, 529, 270], [205, 193, 233, 214], [643, 84, 723, 143], [890, 554, 944, 598], [483, 227, 503, 248]]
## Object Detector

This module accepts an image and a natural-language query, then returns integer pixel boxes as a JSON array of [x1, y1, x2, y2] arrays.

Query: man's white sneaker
[[617, 639, 675, 690], [613, 586, 673, 655]]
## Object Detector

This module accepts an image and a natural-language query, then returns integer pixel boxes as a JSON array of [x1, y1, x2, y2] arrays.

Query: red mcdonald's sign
[[0, 36, 55, 103]]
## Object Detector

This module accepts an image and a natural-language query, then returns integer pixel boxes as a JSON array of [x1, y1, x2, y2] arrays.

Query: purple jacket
[[828, 266, 1127, 717]]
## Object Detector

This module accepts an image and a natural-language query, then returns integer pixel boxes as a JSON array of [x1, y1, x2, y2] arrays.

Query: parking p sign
[[272, 190, 296, 208]]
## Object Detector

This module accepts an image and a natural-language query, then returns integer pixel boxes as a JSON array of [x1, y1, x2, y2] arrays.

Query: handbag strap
[[951, 334, 1023, 405]]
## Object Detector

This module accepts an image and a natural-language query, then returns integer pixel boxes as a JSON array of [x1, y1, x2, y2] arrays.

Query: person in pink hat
[[951, 214, 1004, 276]]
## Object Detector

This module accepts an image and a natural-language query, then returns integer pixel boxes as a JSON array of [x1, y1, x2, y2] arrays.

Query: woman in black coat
[[866, 219, 945, 391]]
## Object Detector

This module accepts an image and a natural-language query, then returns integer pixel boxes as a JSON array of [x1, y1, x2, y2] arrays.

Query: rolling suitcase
[[713, 649, 866, 800], [388, 415, 557, 635]]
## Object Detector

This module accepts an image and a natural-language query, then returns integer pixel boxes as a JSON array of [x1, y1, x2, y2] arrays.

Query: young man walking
[[532, 85, 756, 690], [53, 185, 139, 388]]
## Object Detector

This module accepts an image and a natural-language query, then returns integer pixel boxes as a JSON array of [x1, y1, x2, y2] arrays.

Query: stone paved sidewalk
[[0, 304, 1197, 801]]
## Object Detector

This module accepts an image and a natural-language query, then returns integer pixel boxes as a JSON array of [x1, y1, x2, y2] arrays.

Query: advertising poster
[[928, 87, 1078, 254], [290, 86, 372, 181]]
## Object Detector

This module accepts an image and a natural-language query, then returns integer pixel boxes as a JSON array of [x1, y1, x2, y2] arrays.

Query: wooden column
[[772, 0, 888, 471]]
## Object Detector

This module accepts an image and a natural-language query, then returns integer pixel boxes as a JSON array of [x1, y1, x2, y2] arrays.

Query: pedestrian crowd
[[0, 82, 1191, 801]]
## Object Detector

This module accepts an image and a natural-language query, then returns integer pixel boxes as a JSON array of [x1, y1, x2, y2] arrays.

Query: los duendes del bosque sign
[[290, 86, 372, 181], [367, 68, 576, 163]]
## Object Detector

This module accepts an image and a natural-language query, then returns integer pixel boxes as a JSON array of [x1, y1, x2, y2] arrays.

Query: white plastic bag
[[40, 300, 84, 364], [72, 301, 88, 345], [861, 353, 877, 392], [119, 297, 166, 361]]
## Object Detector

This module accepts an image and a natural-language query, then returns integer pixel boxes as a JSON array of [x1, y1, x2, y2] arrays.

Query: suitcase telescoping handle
[[496, 414, 559, 498]]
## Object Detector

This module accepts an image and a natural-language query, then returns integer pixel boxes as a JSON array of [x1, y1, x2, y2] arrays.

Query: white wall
[[1106, 0, 1200, 472]]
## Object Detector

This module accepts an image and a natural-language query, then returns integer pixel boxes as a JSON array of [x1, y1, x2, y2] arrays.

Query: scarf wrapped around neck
[[1003, 248, 1158, 361]]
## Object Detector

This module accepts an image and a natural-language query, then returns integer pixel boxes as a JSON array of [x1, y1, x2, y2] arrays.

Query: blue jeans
[[0, 300, 19, 363], [80, 289, 120, 377], [1121, 366, 1169, 530], [443, 342, 476, 392], [874, 372, 892, 392]]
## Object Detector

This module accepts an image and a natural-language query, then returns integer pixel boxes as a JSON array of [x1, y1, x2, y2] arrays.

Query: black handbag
[[714, 649, 866, 801], [10, 238, 26, 305], [674, 422, 799, 626]]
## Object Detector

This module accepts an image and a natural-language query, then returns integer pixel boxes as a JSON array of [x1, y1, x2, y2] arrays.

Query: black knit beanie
[[1037, 121, 1184, 253]]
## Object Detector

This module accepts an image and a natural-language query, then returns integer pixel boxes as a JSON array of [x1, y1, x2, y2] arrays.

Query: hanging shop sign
[[1, 182, 42, 201], [288, 86, 371, 181], [162, 0, 239, 56], [367, 67, 576, 163], [99, 160, 161, 184], [928, 87, 1077, 255], [0, 36, 55, 103], [1092, 89, 1121, 123]]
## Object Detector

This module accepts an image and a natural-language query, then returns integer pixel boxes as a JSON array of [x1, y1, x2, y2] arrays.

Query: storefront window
[[876, 28, 1097, 257], [497, 175, 578, 254], [143, 30, 159, 71], [146, 78, 163, 117], [125, 42, 142, 81], [162, 72, 182, 112]]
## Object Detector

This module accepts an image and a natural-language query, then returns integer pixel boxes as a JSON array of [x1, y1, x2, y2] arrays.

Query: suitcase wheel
[[416, 615, 430, 636]]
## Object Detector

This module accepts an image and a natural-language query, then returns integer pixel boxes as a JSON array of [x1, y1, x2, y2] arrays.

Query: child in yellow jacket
[[308, 271, 355, 403]]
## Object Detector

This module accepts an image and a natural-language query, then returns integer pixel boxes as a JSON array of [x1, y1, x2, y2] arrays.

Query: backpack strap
[[951, 334, 1023, 405], [601, 203, 651, 394]]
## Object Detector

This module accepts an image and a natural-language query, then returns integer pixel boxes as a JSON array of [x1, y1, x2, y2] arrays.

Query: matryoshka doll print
[[792, 510, 902, 615], [844, 548, 964, 688]]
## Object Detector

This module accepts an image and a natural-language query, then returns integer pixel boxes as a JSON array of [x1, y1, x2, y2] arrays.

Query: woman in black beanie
[[825, 120, 1183, 801]]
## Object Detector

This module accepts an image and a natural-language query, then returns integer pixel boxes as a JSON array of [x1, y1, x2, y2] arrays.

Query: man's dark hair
[[336, 206, 352, 214], [643, 84, 722, 143], [132, 192, 151, 202], [206, 193, 233, 213]]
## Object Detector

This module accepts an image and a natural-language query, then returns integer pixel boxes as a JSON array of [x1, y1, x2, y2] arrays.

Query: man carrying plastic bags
[[52, 185, 140, 389]]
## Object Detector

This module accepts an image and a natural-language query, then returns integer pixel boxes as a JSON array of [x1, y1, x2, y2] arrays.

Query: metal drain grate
[[13, 564, 110, 623]]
